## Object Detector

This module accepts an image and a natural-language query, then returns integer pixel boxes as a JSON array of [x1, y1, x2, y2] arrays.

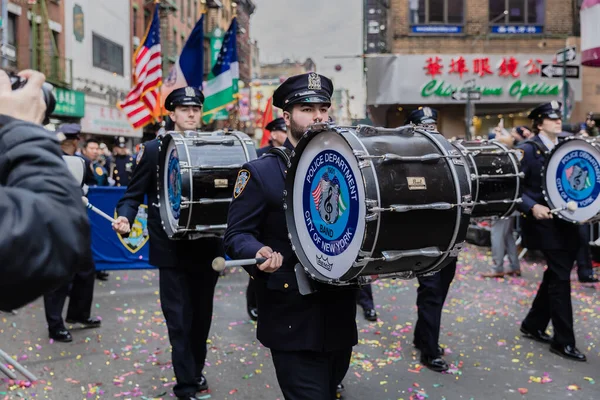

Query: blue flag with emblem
[[161, 14, 205, 110]]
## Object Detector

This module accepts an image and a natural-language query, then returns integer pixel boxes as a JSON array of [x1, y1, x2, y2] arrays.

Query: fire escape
[[29, 0, 72, 88]]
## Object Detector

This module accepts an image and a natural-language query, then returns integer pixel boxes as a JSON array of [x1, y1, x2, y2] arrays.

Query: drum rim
[[453, 139, 521, 219], [412, 128, 466, 274], [542, 136, 599, 224], [284, 123, 373, 284], [157, 132, 183, 237]]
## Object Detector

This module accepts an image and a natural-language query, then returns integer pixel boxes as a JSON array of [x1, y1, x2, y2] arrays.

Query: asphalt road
[[0, 245, 599, 400]]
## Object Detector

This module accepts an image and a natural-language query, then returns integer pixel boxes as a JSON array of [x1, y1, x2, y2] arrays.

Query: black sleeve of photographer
[[0, 115, 91, 311]]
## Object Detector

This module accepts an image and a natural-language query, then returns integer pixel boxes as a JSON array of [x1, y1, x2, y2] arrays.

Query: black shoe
[[364, 308, 378, 321], [196, 374, 208, 392], [65, 317, 102, 328], [520, 325, 551, 343], [247, 307, 258, 321], [177, 396, 199, 400], [96, 271, 110, 281], [550, 344, 587, 361], [579, 276, 599, 283], [49, 328, 72, 342], [420, 355, 449, 372]]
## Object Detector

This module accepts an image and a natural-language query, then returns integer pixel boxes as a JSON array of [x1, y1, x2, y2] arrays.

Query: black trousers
[[271, 348, 352, 400], [159, 266, 219, 398], [414, 261, 457, 357], [356, 283, 374, 310], [522, 249, 577, 346], [246, 276, 257, 309], [44, 257, 95, 330], [576, 225, 594, 280]]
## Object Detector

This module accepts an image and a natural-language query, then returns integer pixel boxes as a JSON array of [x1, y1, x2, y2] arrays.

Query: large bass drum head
[[286, 127, 367, 281], [159, 134, 184, 236], [544, 138, 600, 223]]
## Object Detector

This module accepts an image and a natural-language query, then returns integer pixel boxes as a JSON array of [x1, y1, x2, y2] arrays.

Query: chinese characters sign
[[81, 103, 142, 137], [365, 54, 582, 106], [52, 87, 85, 118], [424, 56, 545, 79]]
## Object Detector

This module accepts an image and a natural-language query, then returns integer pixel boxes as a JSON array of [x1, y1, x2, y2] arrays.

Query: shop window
[[489, 0, 545, 25], [410, 0, 464, 25], [92, 33, 124, 76]]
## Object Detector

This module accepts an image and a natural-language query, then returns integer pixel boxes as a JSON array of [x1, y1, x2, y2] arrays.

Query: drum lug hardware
[[181, 198, 232, 205], [370, 202, 455, 213], [355, 153, 461, 164], [449, 242, 465, 257], [152, 202, 160, 208], [381, 247, 442, 262], [365, 213, 379, 222], [283, 203, 288, 210], [471, 172, 524, 180], [358, 160, 371, 169]]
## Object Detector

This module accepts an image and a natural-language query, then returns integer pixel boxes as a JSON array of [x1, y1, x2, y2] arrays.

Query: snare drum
[[543, 136, 600, 224], [158, 131, 257, 239], [451, 140, 522, 219], [284, 123, 472, 285]]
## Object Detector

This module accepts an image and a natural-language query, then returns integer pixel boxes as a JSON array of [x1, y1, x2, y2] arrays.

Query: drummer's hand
[[112, 216, 131, 234], [256, 246, 283, 273], [532, 204, 553, 220]]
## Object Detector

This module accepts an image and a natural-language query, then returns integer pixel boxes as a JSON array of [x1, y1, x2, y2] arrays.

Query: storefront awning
[[366, 53, 582, 106], [81, 102, 143, 138]]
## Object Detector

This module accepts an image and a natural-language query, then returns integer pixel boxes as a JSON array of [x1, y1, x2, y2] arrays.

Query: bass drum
[[543, 136, 600, 224], [158, 130, 257, 239], [284, 123, 472, 285], [451, 140, 522, 219]]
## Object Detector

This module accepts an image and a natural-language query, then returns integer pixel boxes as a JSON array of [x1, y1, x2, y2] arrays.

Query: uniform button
[[284, 283, 289, 289], [289, 325, 292, 329], [114, 170, 118, 174], [284, 170, 287, 173]]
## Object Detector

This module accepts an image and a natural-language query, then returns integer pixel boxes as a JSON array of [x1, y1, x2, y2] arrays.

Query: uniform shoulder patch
[[136, 145, 145, 164], [515, 148, 525, 162], [234, 169, 251, 198]]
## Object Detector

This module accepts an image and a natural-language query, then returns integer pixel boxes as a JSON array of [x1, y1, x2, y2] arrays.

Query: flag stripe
[[203, 63, 239, 96], [118, 6, 162, 129]]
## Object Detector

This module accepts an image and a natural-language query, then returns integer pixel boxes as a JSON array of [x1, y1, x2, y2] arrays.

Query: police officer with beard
[[224, 73, 358, 399]]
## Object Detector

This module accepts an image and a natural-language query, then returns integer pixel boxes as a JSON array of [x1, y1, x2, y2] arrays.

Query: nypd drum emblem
[[303, 150, 359, 265]]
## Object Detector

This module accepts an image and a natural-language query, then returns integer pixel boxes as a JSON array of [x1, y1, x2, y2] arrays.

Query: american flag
[[118, 4, 162, 129]]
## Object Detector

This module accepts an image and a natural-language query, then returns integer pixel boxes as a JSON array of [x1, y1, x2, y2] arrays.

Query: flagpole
[[231, 3, 239, 130]]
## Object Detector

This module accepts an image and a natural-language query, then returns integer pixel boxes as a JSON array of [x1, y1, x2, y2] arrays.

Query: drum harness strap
[[520, 138, 548, 158], [268, 146, 292, 169]]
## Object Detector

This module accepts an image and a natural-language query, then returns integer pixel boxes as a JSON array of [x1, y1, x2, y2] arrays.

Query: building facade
[[0, 1, 83, 126], [63, 0, 139, 138], [366, 0, 593, 137]]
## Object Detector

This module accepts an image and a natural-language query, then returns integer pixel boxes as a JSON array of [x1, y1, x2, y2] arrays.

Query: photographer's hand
[[0, 70, 47, 124]]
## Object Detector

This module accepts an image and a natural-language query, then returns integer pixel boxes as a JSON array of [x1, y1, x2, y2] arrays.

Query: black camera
[[8, 72, 56, 124]]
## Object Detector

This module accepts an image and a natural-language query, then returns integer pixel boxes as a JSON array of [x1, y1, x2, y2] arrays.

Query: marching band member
[[112, 87, 223, 399], [516, 101, 586, 361], [224, 73, 358, 399]]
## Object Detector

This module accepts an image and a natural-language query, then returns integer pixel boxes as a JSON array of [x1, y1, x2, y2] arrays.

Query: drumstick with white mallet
[[212, 257, 268, 272], [549, 201, 578, 215], [82, 197, 117, 224]]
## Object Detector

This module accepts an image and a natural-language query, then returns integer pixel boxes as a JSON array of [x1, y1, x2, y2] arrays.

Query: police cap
[[405, 107, 438, 125], [265, 117, 286, 132], [57, 123, 82, 140], [165, 86, 205, 111], [273, 73, 333, 110], [114, 136, 126, 148], [527, 101, 562, 120]]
